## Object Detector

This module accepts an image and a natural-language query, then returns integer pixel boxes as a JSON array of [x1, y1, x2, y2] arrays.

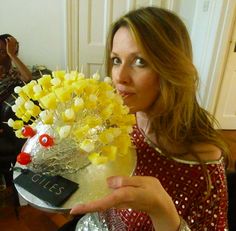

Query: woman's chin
[[126, 105, 137, 114], [122, 99, 138, 114]]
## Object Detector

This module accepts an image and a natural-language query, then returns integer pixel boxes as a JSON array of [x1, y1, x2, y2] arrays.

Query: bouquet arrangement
[[8, 70, 135, 175]]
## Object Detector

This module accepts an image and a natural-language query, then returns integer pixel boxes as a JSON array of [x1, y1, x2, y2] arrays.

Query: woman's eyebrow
[[110, 52, 118, 56], [110, 51, 142, 56]]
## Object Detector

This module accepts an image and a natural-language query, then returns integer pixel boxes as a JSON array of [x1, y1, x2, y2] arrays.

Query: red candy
[[17, 152, 31, 165], [22, 126, 36, 138], [39, 134, 54, 147]]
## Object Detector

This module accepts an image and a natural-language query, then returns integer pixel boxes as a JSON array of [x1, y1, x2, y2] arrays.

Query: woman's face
[[111, 27, 160, 113]]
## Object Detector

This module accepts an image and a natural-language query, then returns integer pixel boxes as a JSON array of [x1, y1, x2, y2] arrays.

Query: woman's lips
[[118, 90, 135, 98], [116, 85, 135, 98]]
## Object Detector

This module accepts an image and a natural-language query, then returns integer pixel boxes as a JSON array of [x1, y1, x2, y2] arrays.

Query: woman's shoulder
[[177, 143, 223, 163], [190, 143, 222, 160], [132, 125, 224, 164]]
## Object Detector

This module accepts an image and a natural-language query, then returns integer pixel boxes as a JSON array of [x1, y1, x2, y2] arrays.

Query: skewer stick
[[80, 64, 84, 73], [11, 94, 17, 99], [3, 101, 12, 107], [39, 69, 43, 77]]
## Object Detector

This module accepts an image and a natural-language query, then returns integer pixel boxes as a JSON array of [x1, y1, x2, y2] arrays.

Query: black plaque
[[14, 170, 79, 206]]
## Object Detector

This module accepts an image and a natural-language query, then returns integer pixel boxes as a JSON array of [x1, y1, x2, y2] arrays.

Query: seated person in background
[[0, 34, 32, 133], [0, 34, 32, 102]]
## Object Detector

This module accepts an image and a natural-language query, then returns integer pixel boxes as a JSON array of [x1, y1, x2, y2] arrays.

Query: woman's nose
[[116, 65, 131, 84]]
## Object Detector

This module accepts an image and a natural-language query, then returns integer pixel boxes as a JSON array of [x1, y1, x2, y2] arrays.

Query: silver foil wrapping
[[75, 213, 109, 231], [75, 211, 127, 231]]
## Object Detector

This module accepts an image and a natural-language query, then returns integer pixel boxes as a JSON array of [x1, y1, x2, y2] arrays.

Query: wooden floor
[[0, 205, 71, 231], [0, 187, 72, 231], [0, 130, 235, 231]]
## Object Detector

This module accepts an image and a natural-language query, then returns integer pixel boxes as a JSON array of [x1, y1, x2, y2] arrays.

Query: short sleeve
[[183, 162, 228, 231]]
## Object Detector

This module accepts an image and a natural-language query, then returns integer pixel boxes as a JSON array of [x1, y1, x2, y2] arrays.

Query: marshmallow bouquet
[[8, 70, 135, 175]]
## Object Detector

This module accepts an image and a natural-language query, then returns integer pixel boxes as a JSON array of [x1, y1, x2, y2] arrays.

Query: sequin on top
[[105, 125, 228, 231]]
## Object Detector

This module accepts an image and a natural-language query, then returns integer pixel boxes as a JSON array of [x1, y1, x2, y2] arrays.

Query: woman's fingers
[[70, 188, 126, 214], [70, 176, 162, 215], [107, 175, 158, 189], [70, 177, 155, 215], [70, 201, 105, 215]]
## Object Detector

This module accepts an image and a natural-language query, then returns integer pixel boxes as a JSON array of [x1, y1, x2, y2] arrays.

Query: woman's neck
[[136, 112, 157, 143], [136, 111, 188, 155], [136, 112, 150, 133]]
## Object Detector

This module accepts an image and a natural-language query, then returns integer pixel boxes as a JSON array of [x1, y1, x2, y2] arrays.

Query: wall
[[173, 0, 234, 110], [175, 0, 197, 33], [190, 0, 224, 107], [0, 0, 66, 70]]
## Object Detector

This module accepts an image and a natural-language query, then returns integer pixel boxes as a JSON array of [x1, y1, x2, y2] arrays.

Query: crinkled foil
[[75, 213, 109, 231], [22, 121, 90, 175], [75, 212, 127, 231]]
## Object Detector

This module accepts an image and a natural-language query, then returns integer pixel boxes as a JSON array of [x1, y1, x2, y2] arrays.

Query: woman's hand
[[6, 36, 18, 58], [5, 36, 32, 83], [71, 176, 167, 214], [70, 176, 180, 231]]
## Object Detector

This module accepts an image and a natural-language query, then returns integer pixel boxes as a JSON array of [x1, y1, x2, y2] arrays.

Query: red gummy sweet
[[22, 126, 36, 138], [39, 134, 54, 147], [17, 152, 31, 165]]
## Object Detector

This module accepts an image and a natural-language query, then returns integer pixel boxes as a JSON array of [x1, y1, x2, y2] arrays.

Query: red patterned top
[[104, 125, 228, 231]]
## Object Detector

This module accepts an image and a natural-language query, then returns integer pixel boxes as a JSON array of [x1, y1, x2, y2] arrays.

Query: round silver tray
[[13, 148, 136, 213]]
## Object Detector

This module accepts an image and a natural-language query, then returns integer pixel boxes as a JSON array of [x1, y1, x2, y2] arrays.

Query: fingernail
[[70, 204, 85, 215], [70, 209, 75, 215], [70, 207, 79, 214], [107, 177, 122, 188]]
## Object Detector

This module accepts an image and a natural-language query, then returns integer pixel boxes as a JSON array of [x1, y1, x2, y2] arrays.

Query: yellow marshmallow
[[54, 87, 72, 102], [12, 120, 24, 129], [40, 93, 57, 109]]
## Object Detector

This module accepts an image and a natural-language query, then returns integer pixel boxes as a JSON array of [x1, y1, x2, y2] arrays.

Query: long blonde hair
[[105, 7, 229, 163]]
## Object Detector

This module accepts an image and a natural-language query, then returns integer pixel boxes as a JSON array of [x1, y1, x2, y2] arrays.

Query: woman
[[0, 34, 32, 103], [69, 7, 229, 231]]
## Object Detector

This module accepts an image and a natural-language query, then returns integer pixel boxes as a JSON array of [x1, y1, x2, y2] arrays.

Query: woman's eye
[[134, 57, 146, 67], [111, 57, 121, 65]]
